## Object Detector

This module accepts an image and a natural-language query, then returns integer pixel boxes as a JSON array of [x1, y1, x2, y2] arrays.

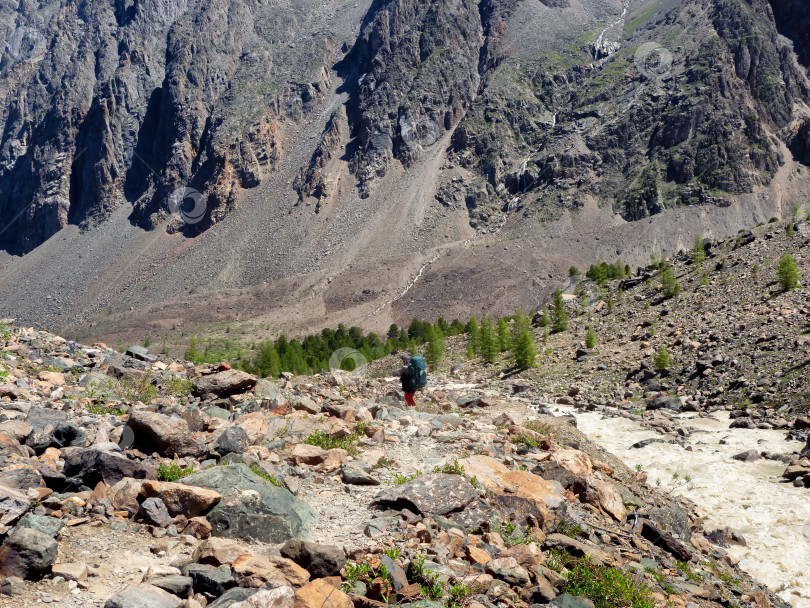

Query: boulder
[[64, 446, 158, 487], [294, 579, 352, 608], [462, 456, 567, 531], [231, 554, 310, 588], [0, 465, 44, 490], [640, 521, 692, 561], [287, 444, 328, 466], [182, 464, 316, 543], [647, 505, 691, 542], [111, 478, 147, 514], [235, 413, 271, 445], [552, 449, 592, 477], [341, 467, 380, 486], [280, 539, 346, 578], [0, 484, 34, 527], [572, 476, 627, 522], [194, 537, 247, 566], [10, 514, 65, 538], [0, 527, 58, 578], [104, 584, 185, 608], [139, 497, 173, 527], [216, 427, 250, 456], [234, 586, 296, 608], [194, 370, 257, 400], [125, 411, 204, 458], [371, 474, 478, 517], [187, 563, 237, 596], [139, 480, 221, 518], [52, 562, 88, 582], [149, 575, 193, 597]]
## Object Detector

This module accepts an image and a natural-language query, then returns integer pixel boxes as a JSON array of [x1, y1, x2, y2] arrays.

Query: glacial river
[[555, 408, 810, 608]]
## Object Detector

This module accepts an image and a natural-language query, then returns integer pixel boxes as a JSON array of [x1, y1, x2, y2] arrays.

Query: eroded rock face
[[0, 0, 332, 254]]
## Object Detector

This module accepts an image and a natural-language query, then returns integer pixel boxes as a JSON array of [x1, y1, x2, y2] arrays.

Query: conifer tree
[[551, 290, 568, 333], [692, 233, 706, 270], [585, 327, 596, 349], [660, 261, 680, 298], [425, 326, 446, 366], [497, 317, 510, 352], [185, 336, 202, 364], [479, 317, 498, 363], [512, 327, 537, 370], [776, 253, 800, 291], [466, 317, 481, 355]]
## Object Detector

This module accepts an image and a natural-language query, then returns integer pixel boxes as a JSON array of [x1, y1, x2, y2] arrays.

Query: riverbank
[[555, 407, 810, 608]]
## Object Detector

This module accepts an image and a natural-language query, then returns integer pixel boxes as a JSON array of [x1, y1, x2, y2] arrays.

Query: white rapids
[[554, 407, 810, 608]]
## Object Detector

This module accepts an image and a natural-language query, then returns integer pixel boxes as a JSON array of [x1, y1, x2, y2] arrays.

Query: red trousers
[[404, 392, 416, 406]]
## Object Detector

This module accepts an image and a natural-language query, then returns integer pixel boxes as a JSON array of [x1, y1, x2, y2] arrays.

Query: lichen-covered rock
[[371, 473, 478, 517], [182, 464, 316, 543]]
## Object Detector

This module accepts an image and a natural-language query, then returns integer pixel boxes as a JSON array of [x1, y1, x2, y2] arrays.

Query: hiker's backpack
[[406, 356, 428, 391]]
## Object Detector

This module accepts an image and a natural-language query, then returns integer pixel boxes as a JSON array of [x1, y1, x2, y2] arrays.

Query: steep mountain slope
[[0, 0, 809, 344]]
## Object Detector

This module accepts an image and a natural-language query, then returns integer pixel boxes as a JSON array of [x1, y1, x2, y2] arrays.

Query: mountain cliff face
[[0, 0, 338, 253], [1, 0, 809, 339]]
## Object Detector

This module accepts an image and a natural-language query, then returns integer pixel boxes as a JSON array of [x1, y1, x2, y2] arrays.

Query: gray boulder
[[104, 584, 184, 608], [64, 446, 158, 486], [182, 464, 316, 543], [215, 427, 250, 456], [371, 473, 478, 517], [139, 497, 173, 528], [280, 539, 346, 578], [193, 370, 257, 400], [124, 411, 205, 458], [0, 527, 58, 578]]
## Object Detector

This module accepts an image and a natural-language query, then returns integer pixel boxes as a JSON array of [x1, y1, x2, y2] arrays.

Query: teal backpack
[[405, 356, 428, 391]]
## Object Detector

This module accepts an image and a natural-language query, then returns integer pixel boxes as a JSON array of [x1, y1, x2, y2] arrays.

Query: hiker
[[395, 353, 427, 406]]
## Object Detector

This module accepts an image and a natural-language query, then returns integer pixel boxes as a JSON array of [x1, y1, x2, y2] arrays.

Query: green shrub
[[164, 376, 193, 398], [392, 470, 423, 484], [776, 253, 800, 291], [653, 345, 672, 371], [250, 464, 283, 486], [547, 550, 654, 608], [303, 428, 361, 456], [431, 459, 465, 475], [158, 463, 196, 482]]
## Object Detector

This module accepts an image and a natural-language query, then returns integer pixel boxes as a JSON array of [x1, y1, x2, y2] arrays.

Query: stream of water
[[554, 407, 810, 608]]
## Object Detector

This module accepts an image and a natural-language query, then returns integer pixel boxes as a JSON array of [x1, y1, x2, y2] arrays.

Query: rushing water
[[554, 407, 810, 608]]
